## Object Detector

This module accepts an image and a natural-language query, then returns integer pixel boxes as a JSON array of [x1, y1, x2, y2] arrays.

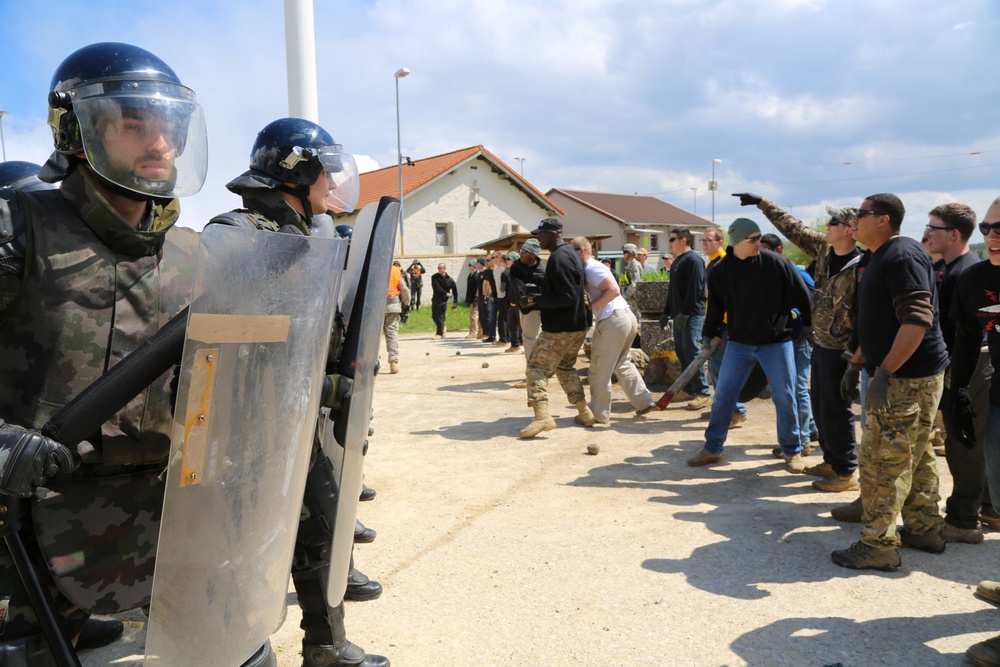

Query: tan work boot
[[811, 471, 859, 492], [389, 361, 399, 374], [831, 497, 863, 523], [773, 444, 812, 458], [686, 395, 711, 411], [783, 453, 806, 474], [831, 541, 901, 571], [803, 462, 834, 477], [687, 449, 723, 467], [981, 508, 1000, 530], [574, 401, 596, 427], [942, 523, 984, 544], [730, 413, 747, 427], [975, 581, 1000, 606], [519, 402, 557, 439], [967, 635, 1000, 667]]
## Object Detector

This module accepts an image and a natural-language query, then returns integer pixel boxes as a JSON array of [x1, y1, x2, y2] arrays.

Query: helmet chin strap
[[276, 183, 313, 218]]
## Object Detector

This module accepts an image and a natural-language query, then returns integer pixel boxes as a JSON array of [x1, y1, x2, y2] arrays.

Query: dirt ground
[[85, 331, 999, 666]]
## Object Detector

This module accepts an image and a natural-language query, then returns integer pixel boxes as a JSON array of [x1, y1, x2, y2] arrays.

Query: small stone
[[587, 443, 600, 455], [426, 352, 430, 356], [482, 362, 490, 368], [456, 352, 461, 356]]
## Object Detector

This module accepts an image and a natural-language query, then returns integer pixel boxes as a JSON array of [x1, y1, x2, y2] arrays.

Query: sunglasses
[[828, 218, 849, 227], [854, 208, 887, 219], [668, 237, 680, 243], [744, 234, 762, 243], [979, 221, 1000, 236], [925, 224, 954, 232]]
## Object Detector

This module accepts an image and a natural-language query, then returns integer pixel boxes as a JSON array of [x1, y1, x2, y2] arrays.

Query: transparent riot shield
[[322, 197, 398, 605], [143, 225, 347, 667]]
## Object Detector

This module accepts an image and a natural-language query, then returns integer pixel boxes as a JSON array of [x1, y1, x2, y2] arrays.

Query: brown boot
[[967, 635, 1000, 667], [519, 402, 557, 439], [811, 471, 860, 492], [831, 496, 863, 523], [831, 541, 901, 571], [574, 401, 596, 427]]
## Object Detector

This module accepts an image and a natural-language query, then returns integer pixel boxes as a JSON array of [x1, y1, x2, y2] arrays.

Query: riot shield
[[143, 225, 347, 667], [322, 197, 399, 605]]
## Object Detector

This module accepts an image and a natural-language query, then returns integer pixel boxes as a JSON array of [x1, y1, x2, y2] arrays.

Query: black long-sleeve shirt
[[704, 248, 811, 345], [535, 242, 588, 333], [431, 272, 458, 303], [663, 249, 706, 318], [950, 259, 1000, 406]]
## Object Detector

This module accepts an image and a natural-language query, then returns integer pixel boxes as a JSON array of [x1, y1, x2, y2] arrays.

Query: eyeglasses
[[854, 208, 887, 219], [701, 237, 717, 243], [744, 234, 762, 243], [979, 221, 1000, 236], [925, 224, 954, 232]]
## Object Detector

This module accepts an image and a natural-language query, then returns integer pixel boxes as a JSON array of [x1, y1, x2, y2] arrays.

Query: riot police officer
[[210, 117, 388, 667], [0, 43, 212, 665]]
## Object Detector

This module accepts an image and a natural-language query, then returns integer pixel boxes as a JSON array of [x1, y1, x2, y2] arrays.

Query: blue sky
[[1, 0, 998, 239]]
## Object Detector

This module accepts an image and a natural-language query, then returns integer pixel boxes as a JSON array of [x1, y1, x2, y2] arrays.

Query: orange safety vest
[[388, 264, 402, 297]]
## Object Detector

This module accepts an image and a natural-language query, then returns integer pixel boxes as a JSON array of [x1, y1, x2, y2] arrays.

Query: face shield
[[72, 80, 208, 198], [317, 145, 359, 213]]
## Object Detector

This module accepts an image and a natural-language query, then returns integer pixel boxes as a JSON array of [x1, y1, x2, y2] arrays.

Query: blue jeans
[[704, 339, 801, 455], [794, 336, 817, 445], [707, 330, 747, 417], [983, 406, 1000, 515], [675, 315, 709, 397]]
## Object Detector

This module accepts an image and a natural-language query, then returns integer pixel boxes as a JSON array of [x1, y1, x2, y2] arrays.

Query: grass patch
[[399, 303, 474, 335]]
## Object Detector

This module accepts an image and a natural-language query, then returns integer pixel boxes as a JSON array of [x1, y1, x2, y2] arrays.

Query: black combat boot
[[345, 567, 382, 602]]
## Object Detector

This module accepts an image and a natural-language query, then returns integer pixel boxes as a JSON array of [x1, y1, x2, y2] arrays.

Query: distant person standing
[[659, 228, 710, 411], [620, 243, 644, 348], [407, 260, 426, 310], [465, 260, 481, 339], [431, 262, 459, 339], [503, 251, 523, 353], [510, 239, 545, 388], [384, 260, 410, 374]]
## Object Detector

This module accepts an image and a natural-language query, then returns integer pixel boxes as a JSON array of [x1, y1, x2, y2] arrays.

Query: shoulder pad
[[207, 210, 260, 229], [0, 190, 27, 275]]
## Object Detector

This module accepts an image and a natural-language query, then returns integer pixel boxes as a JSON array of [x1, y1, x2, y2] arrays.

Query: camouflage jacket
[[758, 198, 860, 351], [0, 167, 198, 465], [620, 257, 643, 303]]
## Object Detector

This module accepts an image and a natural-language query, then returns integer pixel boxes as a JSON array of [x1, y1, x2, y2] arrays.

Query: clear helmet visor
[[72, 81, 208, 198], [318, 146, 359, 213]]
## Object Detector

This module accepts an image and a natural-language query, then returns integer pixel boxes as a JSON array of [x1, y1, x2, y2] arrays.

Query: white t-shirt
[[584, 258, 629, 322]]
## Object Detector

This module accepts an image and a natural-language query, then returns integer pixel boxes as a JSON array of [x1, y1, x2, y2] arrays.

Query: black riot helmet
[[226, 117, 360, 218], [42, 42, 207, 198], [0, 161, 57, 192]]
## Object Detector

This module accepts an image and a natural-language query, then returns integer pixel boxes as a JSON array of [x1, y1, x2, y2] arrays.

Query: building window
[[649, 234, 659, 252], [435, 223, 449, 246]]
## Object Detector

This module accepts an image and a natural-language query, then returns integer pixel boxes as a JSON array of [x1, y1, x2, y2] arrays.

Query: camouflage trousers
[[383, 311, 400, 363], [526, 330, 587, 407], [860, 370, 945, 549]]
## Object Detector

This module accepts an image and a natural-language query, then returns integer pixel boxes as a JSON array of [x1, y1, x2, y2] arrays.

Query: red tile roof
[[356, 145, 563, 214], [548, 189, 713, 228]]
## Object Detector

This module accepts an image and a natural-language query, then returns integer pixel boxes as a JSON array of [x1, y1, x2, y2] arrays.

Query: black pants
[[432, 299, 448, 335], [497, 298, 509, 342], [507, 303, 522, 347], [944, 351, 994, 528], [811, 345, 858, 475]]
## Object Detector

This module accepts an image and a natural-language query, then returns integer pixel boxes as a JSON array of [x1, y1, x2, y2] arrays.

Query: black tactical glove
[[942, 387, 977, 449], [674, 313, 689, 332], [866, 366, 893, 415], [518, 294, 537, 314], [732, 192, 763, 207], [0, 421, 79, 497], [659, 312, 670, 331], [840, 364, 861, 403]]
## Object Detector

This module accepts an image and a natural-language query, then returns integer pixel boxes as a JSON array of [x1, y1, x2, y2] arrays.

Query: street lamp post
[[514, 157, 525, 177], [709, 158, 721, 222], [0, 111, 8, 162], [394, 68, 410, 255], [690, 187, 697, 215]]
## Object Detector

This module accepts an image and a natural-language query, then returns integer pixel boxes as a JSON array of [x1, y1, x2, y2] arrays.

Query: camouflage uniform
[[526, 330, 588, 407], [0, 167, 198, 651], [620, 257, 644, 332], [859, 372, 945, 548], [757, 199, 858, 351]]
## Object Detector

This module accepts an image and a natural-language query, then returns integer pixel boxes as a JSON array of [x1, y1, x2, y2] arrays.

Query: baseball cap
[[530, 218, 563, 235]]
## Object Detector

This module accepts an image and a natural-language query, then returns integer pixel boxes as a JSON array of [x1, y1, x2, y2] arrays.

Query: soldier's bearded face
[[100, 109, 177, 184]]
